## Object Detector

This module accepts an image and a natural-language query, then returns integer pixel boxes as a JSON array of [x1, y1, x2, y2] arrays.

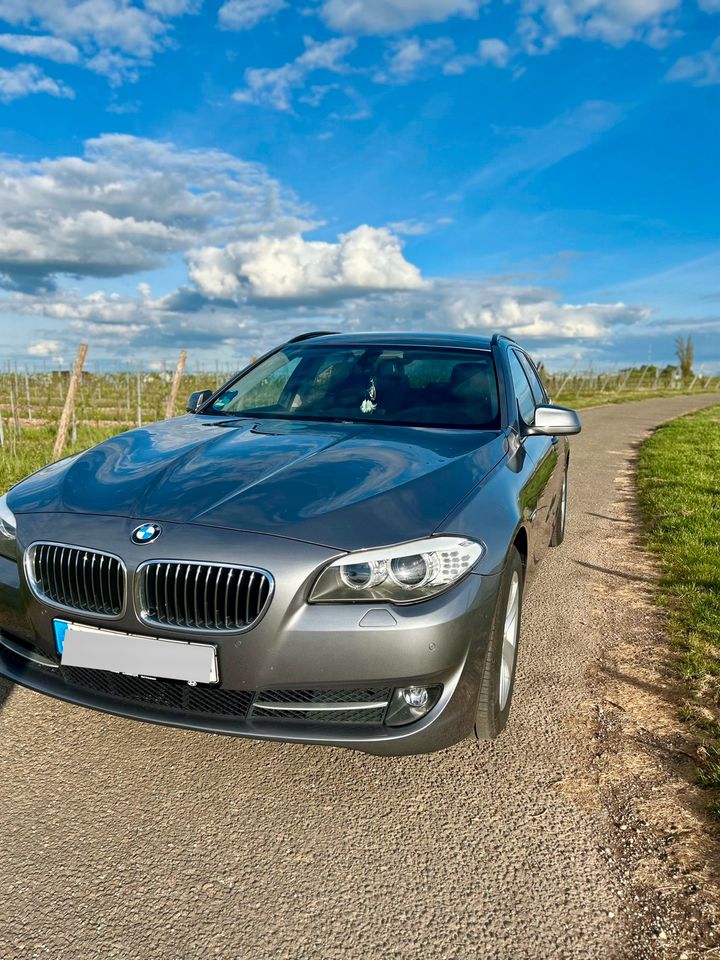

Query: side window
[[507, 350, 536, 425], [213, 352, 302, 413], [517, 352, 547, 406]]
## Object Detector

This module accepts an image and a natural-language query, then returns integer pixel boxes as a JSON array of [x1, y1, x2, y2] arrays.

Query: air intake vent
[[139, 561, 272, 632], [59, 666, 254, 719], [28, 543, 125, 617], [251, 687, 391, 725]]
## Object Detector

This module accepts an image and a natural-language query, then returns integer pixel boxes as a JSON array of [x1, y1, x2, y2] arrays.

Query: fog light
[[402, 686, 429, 708], [385, 684, 442, 727]]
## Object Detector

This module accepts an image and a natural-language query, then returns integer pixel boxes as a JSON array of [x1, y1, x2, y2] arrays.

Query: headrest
[[376, 358, 405, 378], [450, 361, 489, 388]]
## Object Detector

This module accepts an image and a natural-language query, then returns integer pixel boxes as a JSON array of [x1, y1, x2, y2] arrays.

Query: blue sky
[[0, 0, 717, 371]]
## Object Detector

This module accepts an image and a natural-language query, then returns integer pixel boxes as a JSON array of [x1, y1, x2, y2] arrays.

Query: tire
[[474, 547, 524, 741], [550, 465, 568, 547]]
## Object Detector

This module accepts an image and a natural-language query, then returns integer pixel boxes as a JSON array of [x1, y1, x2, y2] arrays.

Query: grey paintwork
[[8, 417, 507, 552], [0, 332, 575, 754]]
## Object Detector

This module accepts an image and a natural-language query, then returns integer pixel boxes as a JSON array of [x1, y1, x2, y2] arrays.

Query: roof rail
[[286, 330, 338, 344], [490, 333, 517, 346]]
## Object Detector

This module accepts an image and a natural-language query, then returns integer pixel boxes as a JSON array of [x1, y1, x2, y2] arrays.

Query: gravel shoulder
[[1, 393, 719, 960]]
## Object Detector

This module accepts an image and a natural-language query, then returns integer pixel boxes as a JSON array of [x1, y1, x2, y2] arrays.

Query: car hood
[[9, 415, 505, 550]]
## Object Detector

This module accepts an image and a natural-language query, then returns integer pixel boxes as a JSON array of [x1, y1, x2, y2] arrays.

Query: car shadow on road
[[573, 559, 656, 584], [600, 663, 679, 709], [0, 677, 13, 713], [586, 512, 634, 524]]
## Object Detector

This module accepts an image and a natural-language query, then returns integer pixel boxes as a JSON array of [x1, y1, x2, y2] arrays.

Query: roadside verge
[[590, 403, 720, 958]]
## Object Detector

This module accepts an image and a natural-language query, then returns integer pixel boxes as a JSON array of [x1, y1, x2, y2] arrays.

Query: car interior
[[213, 347, 501, 428]]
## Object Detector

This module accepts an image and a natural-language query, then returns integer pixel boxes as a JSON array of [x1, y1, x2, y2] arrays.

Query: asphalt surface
[[1, 393, 718, 960]]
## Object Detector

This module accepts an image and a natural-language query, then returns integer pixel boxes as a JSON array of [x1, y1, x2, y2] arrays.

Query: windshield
[[207, 343, 500, 429]]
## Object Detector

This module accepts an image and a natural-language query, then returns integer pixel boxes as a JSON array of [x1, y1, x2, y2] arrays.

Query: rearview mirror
[[523, 404, 581, 437], [186, 389, 213, 413]]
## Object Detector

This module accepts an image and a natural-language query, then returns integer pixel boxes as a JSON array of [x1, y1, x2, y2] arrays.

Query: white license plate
[[54, 620, 218, 684]]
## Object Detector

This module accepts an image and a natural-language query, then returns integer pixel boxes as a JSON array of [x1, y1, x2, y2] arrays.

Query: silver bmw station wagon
[[0, 331, 580, 754]]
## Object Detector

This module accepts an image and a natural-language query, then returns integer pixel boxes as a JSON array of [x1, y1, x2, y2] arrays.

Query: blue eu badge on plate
[[53, 619, 70, 655]]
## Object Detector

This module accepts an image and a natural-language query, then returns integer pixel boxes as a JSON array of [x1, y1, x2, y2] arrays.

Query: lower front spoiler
[[0, 633, 484, 756]]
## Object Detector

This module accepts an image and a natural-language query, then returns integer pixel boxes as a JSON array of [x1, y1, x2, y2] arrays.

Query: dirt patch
[[584, 439, 720, 958]]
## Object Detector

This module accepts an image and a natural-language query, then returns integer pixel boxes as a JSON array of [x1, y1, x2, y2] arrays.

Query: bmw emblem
[[131, 522, 162, 544]]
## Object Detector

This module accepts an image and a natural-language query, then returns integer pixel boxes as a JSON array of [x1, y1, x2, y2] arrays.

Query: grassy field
[[637, 405, 720, 815], [559, 385, 714, 410], [0, 370, 224, 490]]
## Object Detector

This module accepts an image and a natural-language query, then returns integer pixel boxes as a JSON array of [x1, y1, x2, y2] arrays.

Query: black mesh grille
[[140, 561, 272, 632], [251, 687, 391, 725], [251, 706, 387, 724], [59, 665, 253, 718], [257, 687, 391, 705], [30, 543, 125, 616]]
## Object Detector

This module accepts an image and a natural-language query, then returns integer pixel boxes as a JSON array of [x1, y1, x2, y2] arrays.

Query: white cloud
[[0, 134, 664, 367], [11, 277, 653, 365], [375, 36, 454, 83], [218, 0, 286, 30], [0, 1, 166, 57], [233, 36, 356, 111], [667, 38, 720, 86], [387, 217, 454, 235], [0, 0, 198, 83], [0, 33, 79, 62], [0, 134, 310, 290], [27, 338, 62, 356], [85, 50, 141, 85], [478, 38, 511, 67], [338, 279, 649, 341], [0, 63, 74, 102], [144, 0, 200, 13], [188, 225, 427, 302], [444, 37, 511, 73], [320, 0, 483, 35], [519, 0, 682, 50]]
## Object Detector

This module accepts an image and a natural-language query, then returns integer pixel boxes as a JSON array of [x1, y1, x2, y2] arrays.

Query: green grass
[[0, 370, 222, 491], [637, 405, 720, 811], [562, 386, 713, 410], [0, 423, 120, 491]]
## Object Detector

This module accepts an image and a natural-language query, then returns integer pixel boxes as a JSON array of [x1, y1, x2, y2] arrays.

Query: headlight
[[0, 494, 16, 542], [309, 536, 484, 604]]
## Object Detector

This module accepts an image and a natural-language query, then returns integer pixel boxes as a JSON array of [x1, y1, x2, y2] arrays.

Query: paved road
[[1, 394, 718, 960]]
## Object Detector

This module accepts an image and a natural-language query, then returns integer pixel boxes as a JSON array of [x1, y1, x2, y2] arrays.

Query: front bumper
[[0, 514, 502, 755]]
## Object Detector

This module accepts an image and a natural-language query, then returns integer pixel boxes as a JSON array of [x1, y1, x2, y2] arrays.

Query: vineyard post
[[136, 372, 142, 427], [164, 350, 188, 419], [0, 411, 4, 448], [9, 388, 19, 434], [53, 343, 88, 461], [636, 364, 650, 390], [554, 365, 577, 400], [24, 373, 32, 420]]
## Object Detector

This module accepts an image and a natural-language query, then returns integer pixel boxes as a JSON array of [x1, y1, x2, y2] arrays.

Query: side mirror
[[523, 404, 581, 437], [186, 389, 213, 413]]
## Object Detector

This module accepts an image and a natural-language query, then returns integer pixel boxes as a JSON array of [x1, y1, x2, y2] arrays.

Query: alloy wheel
[[498, 571, 520, 710]]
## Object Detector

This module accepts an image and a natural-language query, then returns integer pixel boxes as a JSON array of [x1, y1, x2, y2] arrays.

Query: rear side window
[[507, 350, 536, 425], [517, 352, 547, 406]]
